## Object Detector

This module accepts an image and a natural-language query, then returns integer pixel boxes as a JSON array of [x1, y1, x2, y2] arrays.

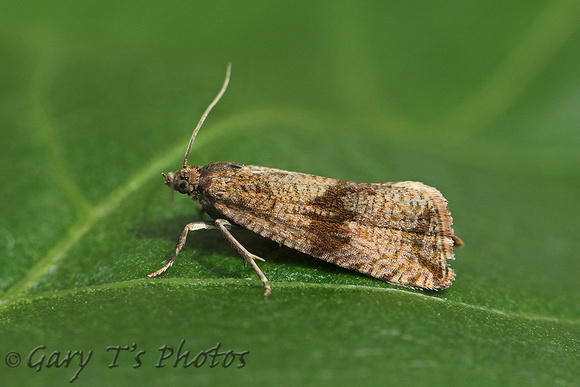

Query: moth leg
[[215, 219, 271, 297], [147, 221, 219, 278]]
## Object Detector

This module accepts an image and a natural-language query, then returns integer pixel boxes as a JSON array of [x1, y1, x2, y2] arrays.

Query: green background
[[1, 1, 579, 385]]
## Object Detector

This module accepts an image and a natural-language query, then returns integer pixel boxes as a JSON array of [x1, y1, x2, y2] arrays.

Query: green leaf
[[1, 1, 578, 385]]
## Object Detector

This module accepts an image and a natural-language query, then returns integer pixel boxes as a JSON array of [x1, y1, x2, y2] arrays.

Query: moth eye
[[179, 181, 188, 190], [228, 163, 242, 170]]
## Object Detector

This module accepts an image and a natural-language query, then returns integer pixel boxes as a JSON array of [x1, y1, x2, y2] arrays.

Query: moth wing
[[205, 166, 458, 290]]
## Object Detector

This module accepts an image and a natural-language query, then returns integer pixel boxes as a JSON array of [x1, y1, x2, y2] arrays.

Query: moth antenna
[[183, 63, 232, 168]]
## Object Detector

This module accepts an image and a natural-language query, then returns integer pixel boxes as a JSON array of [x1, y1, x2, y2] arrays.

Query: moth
[[148, 64, 463, 296]]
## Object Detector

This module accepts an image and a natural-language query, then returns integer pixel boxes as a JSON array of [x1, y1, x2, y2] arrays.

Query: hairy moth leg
[[215, 219, 271, 297], [147, 221, 220, 278]]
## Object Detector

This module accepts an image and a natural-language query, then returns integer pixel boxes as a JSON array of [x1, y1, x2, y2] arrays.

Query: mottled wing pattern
[[200, 164, 458, 290]]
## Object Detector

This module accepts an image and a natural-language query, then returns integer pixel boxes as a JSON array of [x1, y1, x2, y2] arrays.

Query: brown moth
[[148, 64, 463, 296]]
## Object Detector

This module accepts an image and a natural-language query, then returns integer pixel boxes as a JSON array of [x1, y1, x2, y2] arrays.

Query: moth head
[[162, 168, 199, 195]]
